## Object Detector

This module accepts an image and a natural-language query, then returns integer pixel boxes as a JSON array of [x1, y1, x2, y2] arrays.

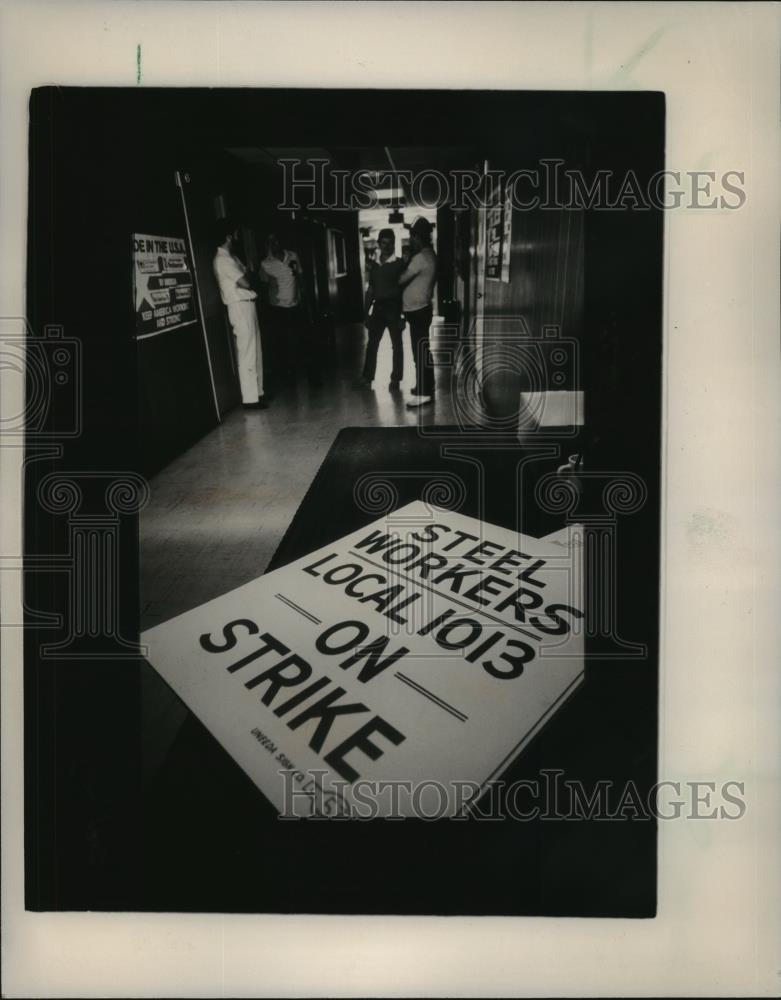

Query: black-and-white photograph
[[2, 2, 779, 997], [24, 86, 665, 916]]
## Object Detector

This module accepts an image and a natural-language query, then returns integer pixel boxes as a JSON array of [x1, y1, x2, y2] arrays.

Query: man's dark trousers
[[362, 300, 404, 383], [268, 303, 322, 383], [406, 304, 434, 396]]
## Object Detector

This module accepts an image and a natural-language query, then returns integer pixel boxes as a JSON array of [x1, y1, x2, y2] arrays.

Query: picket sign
[[142, 502, 584, 817]]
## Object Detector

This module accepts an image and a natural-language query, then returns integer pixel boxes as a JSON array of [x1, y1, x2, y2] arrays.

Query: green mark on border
[[136, 44, 141, 84]]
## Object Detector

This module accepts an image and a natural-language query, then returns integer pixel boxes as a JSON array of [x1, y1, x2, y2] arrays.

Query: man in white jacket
[[212, 219, 269, 410]]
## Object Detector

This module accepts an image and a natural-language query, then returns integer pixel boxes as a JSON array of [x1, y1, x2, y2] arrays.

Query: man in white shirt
[[259, 232, 301, 309], [259, 232, 312, 385], [212, 220, 269, 410], [399, 216, 437, 407]]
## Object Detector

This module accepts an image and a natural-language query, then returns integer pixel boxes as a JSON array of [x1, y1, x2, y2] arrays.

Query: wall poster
[[133, 233, 197, 338], [485, 180, 513, 283]]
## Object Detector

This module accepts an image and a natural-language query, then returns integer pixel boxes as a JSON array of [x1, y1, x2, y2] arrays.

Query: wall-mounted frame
[[485, 178, 513, 283]]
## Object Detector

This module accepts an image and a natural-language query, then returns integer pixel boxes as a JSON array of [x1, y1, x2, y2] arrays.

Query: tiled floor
[[139, 320, 458, 630]]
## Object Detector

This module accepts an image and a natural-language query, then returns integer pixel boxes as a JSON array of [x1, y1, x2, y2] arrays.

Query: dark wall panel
[[481, 204, 584, 415], [483, 206, 584, 346], [179, 171, 241, 418], [133, 172, 219, 476], [138, 325, 218, 476]]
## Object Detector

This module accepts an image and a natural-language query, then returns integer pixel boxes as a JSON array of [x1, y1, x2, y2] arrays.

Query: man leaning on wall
[[212, 218, 269, 410]]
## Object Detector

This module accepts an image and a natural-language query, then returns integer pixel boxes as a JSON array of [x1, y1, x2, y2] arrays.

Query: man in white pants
[[212, 220, 269, 410]]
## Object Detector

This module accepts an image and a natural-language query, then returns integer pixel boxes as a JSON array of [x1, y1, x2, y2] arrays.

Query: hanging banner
[[142, 502, 584, 818], [133, 233, 197, 338]]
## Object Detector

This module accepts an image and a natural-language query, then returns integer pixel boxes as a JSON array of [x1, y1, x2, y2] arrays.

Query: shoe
[[353, 377, 373, 389], [242, 399, 269, 410], [388, 380, 401, 390], [405, 395, 433, 408]]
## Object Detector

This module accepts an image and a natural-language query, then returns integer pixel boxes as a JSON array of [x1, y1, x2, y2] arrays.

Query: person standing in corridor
[[212, 219, 269, 410], [259, 231, 318, 386], [355, 228, 406, 390], [399, 216, 437, 408]]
